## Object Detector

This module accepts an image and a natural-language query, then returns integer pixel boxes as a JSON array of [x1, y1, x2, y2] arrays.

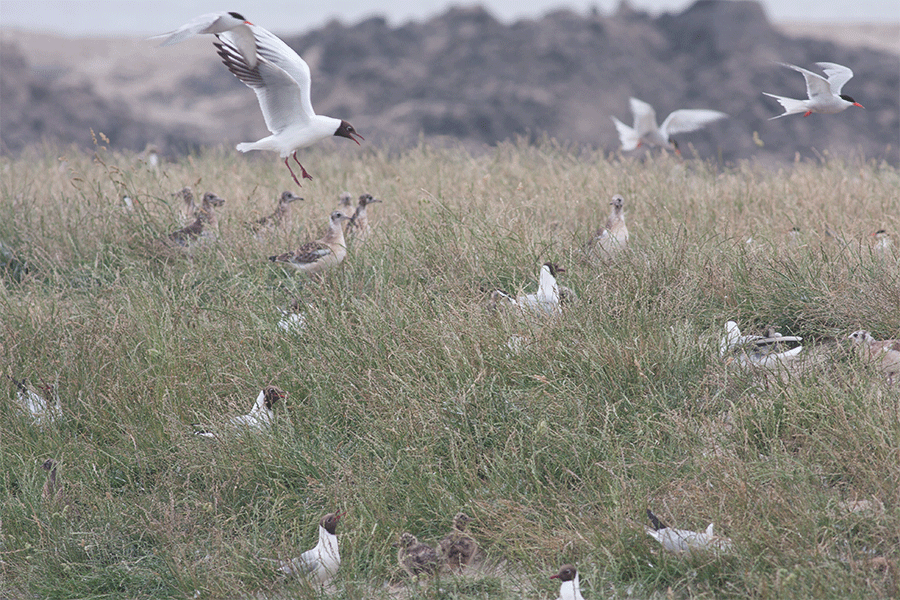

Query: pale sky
[[1, 0, 897, 38]]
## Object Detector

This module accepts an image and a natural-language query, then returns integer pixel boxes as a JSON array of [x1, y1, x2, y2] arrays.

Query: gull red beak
[[853, 102, 864, 109], [350, 131, 364, 145], [550, 574, 560, 579]]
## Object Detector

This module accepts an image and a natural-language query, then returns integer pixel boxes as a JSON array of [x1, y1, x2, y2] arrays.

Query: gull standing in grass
[[645, 509, 733, 553], [397, 532, 440, 578], [764, 62, 864, 119], [7, 375, 60, 425], [492, 263, 566, 317], [584, 194, 629, 261], [848, 331, 900, 386], [194, 386, 287, 438], [209, 20, 363, 186], [719, 320, 803, 370], [438, 512, 478, 571], [550, 565, 585, 600], [269, 210, 351, 275], [277, 512, 344, 585], [168, 192, 225, 246], [346, 193, 382, 245], [611, 97, 727, 153], [249, 191, 303, 234]]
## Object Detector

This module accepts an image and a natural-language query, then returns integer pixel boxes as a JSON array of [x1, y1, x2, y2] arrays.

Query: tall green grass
[[1, 139, 898, 599]]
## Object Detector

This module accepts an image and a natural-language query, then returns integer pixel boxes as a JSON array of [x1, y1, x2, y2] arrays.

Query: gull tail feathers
[[763, 93, 806, 119], [611, 117, 641, 151]]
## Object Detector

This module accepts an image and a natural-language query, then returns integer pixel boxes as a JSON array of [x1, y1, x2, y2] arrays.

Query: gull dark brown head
[[334, 120, 364, 145], [262, 386, 287, 409], [320, 511, 345, 535], [543, 262, 566, 277], [550, 564, 578, 581]]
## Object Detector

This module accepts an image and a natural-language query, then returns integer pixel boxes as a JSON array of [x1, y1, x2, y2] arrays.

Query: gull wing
[[779, 62, 832, 100], [815, 62, 854, 95], [216, 27, 313, 135], [660, 109, 728, 136], [152, 12, 257, 67], [629, 97, 658, 137]]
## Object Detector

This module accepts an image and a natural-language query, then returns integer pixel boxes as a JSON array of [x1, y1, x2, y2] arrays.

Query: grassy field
[[1, 139, 898, 599]]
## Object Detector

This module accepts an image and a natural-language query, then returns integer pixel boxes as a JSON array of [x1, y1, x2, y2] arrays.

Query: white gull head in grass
[[397, 532, 440, 578], [584, 194, 629, 261], [611, 97, 727, 154], [550, 564, 585, 600], [7, 375, 60, 425], [848, 330, 900, 386], [269, 210, 351, 276], [645, 509, 733, 554], [764, 62, 863, 119], [719, 320, 803, 370], [277, 512, 344, 585], [194, 386, 286, 438], [209, 21, 363, 186]]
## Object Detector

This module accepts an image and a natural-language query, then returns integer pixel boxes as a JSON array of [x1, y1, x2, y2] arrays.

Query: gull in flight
[[277, 512, 345, 585], [212, 22, 363, 185], [719, 320, 803, 370], [194, 386, 286, 438], [438, 512, 478, 571], [550, 564, 585, 600], [764, 62, 863, 119], [849, 330, 900, 386], [396, 532, 440, 578], [269, 210, 351, 275], [151, 11, 257, 67], [584, 194, 629, 261], [645, 509, 733, 553], [611, 97, 727, 153]]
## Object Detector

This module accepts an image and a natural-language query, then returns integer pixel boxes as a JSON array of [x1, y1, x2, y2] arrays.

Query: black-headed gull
[[168, 192, 225, 246], [550, 564, 585, 600], [249, 191, 303, 233], [397, 532, 440, 577], [645, 509, 733, 553], [764, 62, 863, 119], [849, 331, 900, 386], [438, 512, 478, 571], [584, 194, 629, 261], [152, 12, 257, 68], [269, 210, 351, 275], [492, 262, 566, 317], [611, 97, 727, 153], [277, 512, 344, 585], [194, 386, 286, 438], [719, 320, 803, 370], [346, 193, 382, 245], [7, 375, 60, 425], [212, 23, 363, 186]]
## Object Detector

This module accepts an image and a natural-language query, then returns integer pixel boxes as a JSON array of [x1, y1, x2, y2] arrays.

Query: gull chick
[[849, 330, 900, 386], [612, 97, 727, 153], [278, 512, 344, 585], [346, 193, 382, 245], [764, 62, 863, 119], [7, 375, 60, 425], [584, 194, 628, 261], [168, 192, 225, 246], [173, 186, 196, 225], [397, 532, 440, 578], [646, 509, 733, 554], [550, 564, 585, 600], [493, 263, 566, 317], [194, 386, 286, 438], [250, 191, 303, 233], [337, 191, 353, 215], [719, 320, 803, 370], [212, 21, 363, 186], [438, 512, 478, 571], [269, 210, 351, 275]]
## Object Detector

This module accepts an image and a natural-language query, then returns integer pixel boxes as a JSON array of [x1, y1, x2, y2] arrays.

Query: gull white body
[[646, 510, 732, 553], [151, 11, 257, 67], [612, 97, 727, 151], [493, 263, 563, 317], [195, 388, 284, 438], [720, 320, 803, 370], [764, 62, 863, 119], [278, 515, 342, 585], [550, 565, 585, 600], [8, 376, 60, 425]]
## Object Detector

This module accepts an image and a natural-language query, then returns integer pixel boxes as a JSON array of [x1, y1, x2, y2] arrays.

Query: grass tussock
[[1, 139, 898, 599]]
